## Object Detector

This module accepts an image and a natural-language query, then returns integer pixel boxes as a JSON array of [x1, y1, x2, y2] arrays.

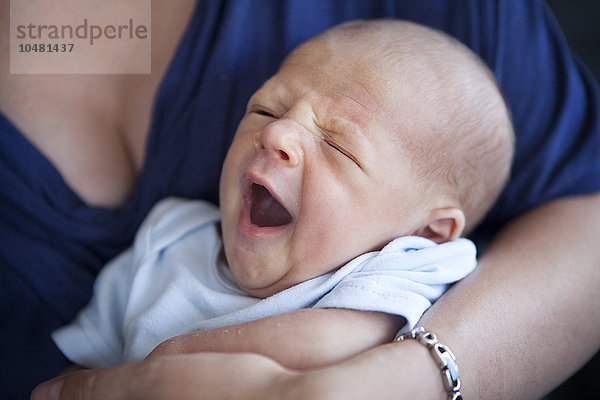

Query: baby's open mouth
[[250, 183, 292, 227]]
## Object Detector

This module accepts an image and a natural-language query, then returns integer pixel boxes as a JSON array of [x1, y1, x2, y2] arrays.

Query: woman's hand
[[31, 352, 299, 400], [31, 341, 446, 400]]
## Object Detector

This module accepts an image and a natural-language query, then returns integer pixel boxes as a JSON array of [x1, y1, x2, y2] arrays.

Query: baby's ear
[[412, 208, 465, 244]]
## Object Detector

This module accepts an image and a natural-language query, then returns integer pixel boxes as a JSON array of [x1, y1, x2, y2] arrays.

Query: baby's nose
[[254, 119, 303, 167]]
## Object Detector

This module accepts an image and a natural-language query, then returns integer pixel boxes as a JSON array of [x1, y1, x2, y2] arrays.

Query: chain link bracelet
[[396, 327, 463, 400]]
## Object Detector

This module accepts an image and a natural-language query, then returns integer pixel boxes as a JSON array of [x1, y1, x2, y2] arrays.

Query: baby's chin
[[235, 277, 290, 299], [238, 265, 300, 299], [239, 285, 279, 299], [222, 254, 292, 299]]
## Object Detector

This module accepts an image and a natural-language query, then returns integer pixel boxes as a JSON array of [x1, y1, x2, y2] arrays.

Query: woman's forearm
[[148, 309, 404, 370], [419, 193, 600, 399]]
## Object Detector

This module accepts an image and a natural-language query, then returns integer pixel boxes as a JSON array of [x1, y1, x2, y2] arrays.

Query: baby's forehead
[[288, 33, 453, 102], [294, 20, 482, 84]]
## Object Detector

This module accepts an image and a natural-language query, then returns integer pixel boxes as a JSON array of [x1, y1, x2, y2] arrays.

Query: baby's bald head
[[289, 20, 514, 233]]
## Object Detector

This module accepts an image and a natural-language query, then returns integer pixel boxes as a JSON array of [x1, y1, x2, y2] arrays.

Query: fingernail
[[30, 376, 65, 400]]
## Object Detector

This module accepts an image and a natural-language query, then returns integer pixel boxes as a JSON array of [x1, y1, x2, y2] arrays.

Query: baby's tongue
[[250, 184, 292, 227]]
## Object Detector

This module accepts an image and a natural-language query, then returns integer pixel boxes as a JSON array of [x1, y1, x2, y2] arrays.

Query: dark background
[[547, 0, 600, 82], [544, 1, 599, 398]]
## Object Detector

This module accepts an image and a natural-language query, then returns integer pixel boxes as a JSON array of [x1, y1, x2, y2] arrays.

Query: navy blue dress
[[1, 1, 599, 397]]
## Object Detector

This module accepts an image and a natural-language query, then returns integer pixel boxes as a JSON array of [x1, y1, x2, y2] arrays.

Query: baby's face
[[219, 40, 429, 298]]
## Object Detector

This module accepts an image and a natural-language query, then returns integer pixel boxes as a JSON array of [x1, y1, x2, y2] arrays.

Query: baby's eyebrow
[[323, 113, 367, 146], [327, 89, 376, 135], [250, 79, 291, 107], [338, 91, 374, 116]]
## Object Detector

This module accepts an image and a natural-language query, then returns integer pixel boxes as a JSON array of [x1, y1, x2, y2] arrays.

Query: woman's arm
[[419, 192, 600, 399], [31, 192, 600, 400], [147, 309, 404, 370]]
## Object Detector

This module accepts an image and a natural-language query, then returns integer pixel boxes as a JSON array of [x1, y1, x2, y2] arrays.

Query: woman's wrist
[[296, 339, 447, 400], [397, 328, 462, 399]]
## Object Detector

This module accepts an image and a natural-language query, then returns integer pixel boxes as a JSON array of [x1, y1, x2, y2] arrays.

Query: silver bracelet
[[396, 327, 463, 400]]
